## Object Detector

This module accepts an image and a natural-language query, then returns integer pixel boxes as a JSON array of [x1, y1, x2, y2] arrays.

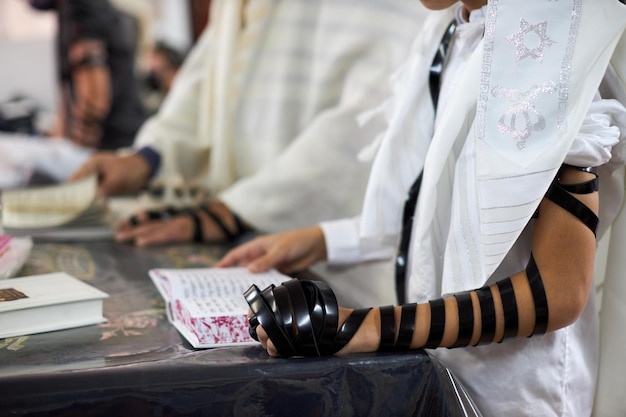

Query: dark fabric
[[135, 146, 161, 178], [57, 0, 146, 150], [395, 20, 457, 304], [0, 242, 481, 417]]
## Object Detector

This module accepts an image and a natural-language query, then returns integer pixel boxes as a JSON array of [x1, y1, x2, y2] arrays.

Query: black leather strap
[[333, 308, 372, 353], [129, 206, 180, 225], [302, 280, 339, 356], [475, 286, 496, 346], [394, 19, 456, 305], [285, 280, 322, 356], [558, 177, 598, 194], [378, 305, 397, 351], [272, 284, 294, 340], [395, 172, 423, 304], [452, 292, 474, 348], [425, 299, 446, 349], [496, 278, 519, 342], [545, 182, 598, 235], [245, 279, 348, 357], [244, 284, 295, 357], [182, 208, 204, 242], [526, 253, 549, 336], [395, 304, 417, 350], [429, 20, 457, 111], [200, 206, 244, 241]]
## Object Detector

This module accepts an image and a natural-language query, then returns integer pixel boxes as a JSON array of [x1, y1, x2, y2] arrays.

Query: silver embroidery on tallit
[[557, 0, 582, 135], [507, 19, 556, 63], [478, 0, 581, 154], [491, 81, 557, 149]]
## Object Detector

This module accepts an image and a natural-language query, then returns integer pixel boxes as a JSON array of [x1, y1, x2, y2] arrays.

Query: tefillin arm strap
[[380, 165, 599, 350]]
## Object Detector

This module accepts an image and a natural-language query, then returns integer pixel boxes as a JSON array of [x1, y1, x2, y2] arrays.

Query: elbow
[[545, 269, 593, 331], [554, 293, 588, 329]]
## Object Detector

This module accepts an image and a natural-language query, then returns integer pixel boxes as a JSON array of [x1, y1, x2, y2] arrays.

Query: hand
[[115, 201, 248, 246], [216, 226, 327, 274], [69, 152, 151, 197], [115, 209, 195, 247], [253, 307, 381, 357]]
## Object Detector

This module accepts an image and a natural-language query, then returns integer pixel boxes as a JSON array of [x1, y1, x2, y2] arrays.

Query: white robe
[[133, 0, 427, 234], [323, 0, 626, 415]]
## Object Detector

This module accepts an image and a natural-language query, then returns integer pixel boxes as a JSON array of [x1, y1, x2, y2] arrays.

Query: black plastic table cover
[[0, 241, 481, 417]]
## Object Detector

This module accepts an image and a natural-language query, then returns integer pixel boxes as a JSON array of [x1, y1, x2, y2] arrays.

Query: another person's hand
[[69, 152, 151, 197], [216, 226, 327, 274], [115, 210, 195, 247], [115, 201, 247, 247]]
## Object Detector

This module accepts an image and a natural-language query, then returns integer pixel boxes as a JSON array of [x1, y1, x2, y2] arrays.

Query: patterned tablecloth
[[0, 240, 480, 417]]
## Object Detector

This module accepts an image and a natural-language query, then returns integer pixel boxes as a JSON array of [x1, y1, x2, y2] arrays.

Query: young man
[[219, 1, 626, 415]]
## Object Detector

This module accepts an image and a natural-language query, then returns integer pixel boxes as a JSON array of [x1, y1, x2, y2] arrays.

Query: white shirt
[[320, 2, 626, 416], [133, 0, 428, 233]]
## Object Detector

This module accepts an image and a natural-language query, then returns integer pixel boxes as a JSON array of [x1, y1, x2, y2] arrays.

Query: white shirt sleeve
[[565, 96, 626, 167], [320, 216, 396, 265]]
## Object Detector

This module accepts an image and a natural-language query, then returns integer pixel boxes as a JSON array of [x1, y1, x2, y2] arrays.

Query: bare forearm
[[343, 167, 599, 353]]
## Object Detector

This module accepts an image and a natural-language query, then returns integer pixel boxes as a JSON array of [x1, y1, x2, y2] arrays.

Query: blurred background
[[0, 0, 211, 132]]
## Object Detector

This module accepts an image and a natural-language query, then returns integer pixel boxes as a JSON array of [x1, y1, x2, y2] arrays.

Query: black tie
[[394, 20, 457, 304]]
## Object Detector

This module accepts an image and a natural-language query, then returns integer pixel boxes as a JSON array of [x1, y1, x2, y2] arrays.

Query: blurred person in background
[[27, 0, 147, 150], [71, 0, 429, 308], [141, 41, 185, 115]]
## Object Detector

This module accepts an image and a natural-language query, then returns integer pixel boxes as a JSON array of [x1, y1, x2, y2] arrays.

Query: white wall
[[0, 0, 58, 112], [153, 0, 193, 53]]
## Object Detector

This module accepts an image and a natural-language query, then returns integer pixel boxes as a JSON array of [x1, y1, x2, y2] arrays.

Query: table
[[0, 241, 481, 417]]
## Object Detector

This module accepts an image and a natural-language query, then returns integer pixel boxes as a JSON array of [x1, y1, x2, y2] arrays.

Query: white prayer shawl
[[430, 0, 626, 297], [359, 0, 626, 298], [356, 3, 626, 414], [134, 0, 427, 232]]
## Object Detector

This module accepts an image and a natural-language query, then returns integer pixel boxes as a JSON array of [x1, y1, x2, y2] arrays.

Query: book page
[[1, 175, 106, 229], [171, 296, 254, 347], [149, 267, 289, 348], [149, 267, 288, 302]]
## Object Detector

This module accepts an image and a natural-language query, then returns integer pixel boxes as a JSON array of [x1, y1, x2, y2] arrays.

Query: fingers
[[215, 239, 270, 268], [69, 153, 150, 197], [255, 325, 280, 357], [216, 237, 293, 272], [247, 248, 289, 273], [115, 215, 194, 247], [68, 154, 112, 197], [216, 228, 326, 273], [97, 162, 125, 197]]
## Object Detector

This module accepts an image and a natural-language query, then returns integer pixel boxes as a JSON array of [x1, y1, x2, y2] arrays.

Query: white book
[[149, 267, 288, 348], [0, 272, 109, 339]]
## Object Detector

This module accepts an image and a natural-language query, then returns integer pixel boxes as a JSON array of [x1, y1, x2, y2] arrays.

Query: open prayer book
[[149, 267, 288, 348], [0, 272, 108, 339], [1, 175, 112, 240]]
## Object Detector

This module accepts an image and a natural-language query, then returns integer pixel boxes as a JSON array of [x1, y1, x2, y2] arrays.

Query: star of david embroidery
[[507, 19, 556, 63], [491, 81, 557, 150]]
